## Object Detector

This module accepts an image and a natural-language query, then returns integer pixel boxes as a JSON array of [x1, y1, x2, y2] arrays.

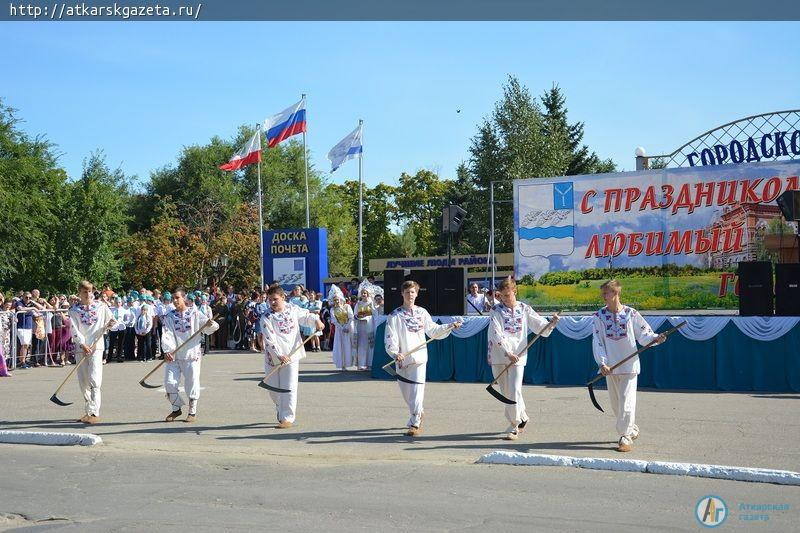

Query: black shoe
[[518, 419, 528, 430]]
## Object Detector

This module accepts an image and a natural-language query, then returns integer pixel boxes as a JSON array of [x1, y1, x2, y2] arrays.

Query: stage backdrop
[[263, 228, 328, 293], [514, 159, 800, 310]]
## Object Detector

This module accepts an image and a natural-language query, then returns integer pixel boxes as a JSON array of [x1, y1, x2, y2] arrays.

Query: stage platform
[[371, 314, 800, 392]]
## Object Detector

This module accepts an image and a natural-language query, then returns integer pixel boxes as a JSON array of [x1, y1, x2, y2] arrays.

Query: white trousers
[[266, 361, 299, 423], [397, 362, 426, 428], [76, 347, 103, 416], [606, 373, 638, 437], [165, 358, 201, 414], [491, 364, 529, 427]]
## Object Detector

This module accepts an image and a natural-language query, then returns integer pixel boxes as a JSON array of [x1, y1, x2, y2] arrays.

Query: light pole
[[210, 253, 229, 292]]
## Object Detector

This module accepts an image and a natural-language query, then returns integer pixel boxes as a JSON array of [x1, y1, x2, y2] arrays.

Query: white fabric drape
[[372, 315, 800, 343], [554, 316, 594, 340], [665, 316, 730, 341], [732, 316, 800, 342], [437, 315, 488, 338]]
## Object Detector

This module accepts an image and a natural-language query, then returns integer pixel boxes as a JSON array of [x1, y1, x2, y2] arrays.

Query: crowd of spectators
[[0, 278, 389, 377]]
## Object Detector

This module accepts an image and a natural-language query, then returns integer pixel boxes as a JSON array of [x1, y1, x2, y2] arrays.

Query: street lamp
[[210, 253, 229, 291]]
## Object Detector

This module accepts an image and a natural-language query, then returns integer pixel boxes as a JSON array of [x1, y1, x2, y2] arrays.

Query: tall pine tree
[[463, 77, 616, 255]]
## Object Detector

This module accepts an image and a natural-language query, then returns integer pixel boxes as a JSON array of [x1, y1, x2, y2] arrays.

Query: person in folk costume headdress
[[261, 283, 324, 428], [487, 277, 559, 441], [591, 279, 665, 452], [160, 288, 219, 423], [384, 280, 462, 437], [68, 280, 116, 424], [353, 281, 378, 370], [327, 284, 354, 371]]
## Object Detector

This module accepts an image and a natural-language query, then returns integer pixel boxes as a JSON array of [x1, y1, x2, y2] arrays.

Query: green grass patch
[[518, 274, 737, 311]]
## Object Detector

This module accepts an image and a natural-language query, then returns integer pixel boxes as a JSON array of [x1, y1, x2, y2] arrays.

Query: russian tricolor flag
[[263, 98, 307, 148], [219, 129, 262, 172]]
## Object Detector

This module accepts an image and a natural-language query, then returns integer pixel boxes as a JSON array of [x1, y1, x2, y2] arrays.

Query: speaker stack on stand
[[382, 267, 466, 316], [382, 205, 469, 316], [774, 190, 800, 316], [737, 261, 773, 316]]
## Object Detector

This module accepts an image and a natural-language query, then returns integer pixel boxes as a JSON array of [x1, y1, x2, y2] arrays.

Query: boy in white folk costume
[[161, 288, 219, 423], [353, 287, 376, 370], [261, 284, 324, 428], [591, 279, 665, 452], [385, 280, 462, 437], [328, 288, 354, 371], [487, 277, 558, 440], [69, 280, 115, 424]]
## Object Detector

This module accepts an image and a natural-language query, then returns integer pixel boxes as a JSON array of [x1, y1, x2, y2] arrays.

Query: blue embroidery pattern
[[271, 309, 295, 335], [74, 303, 99, 326], [172, 309, 193, 334], [599, 306, 629, 340], [399, 307, 424, 333], [499, 303, 524, 334]]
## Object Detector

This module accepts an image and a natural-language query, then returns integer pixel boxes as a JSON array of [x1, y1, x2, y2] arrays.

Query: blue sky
[[1, 22, 797, 190]]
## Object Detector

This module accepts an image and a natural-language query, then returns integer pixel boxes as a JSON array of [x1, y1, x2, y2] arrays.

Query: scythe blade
[[588, 382, 604, 412]]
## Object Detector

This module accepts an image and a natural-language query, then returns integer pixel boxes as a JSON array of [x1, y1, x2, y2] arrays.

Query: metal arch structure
[[640, 110, 800, 169]]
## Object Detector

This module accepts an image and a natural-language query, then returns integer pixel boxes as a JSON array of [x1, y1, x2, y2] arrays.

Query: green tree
[[394, 170, 452, 256], [0, 100, 67, 292], [314, 185, 358, 277], [541, 84, 616, 175], [135, 128, 358, 282], [392, 224, 417, 257], [327, 180, 397, 273], [53, 152, 131, 290], [139, 136, 241, 231], [226, 132, 358, 278], [465, 76, 617, 253]]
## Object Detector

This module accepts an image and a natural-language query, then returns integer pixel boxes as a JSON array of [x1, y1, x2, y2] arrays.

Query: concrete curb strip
[[0, 430, 102, 446], [477, 451, 800, 486]]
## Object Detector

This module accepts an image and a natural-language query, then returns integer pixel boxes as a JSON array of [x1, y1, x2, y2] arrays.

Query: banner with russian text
[[513, 160, 800, 310]]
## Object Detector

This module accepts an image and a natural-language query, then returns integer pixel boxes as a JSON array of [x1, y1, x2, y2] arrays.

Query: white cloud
[[561, 245, 598, 270], [516, 255, 551, 280]]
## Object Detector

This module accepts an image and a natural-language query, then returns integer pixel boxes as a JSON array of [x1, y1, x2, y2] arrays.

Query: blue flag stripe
[[519, 226, 573, 240]]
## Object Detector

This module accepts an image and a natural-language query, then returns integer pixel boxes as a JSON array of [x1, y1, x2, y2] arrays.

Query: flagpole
[[301, 93, 310, 228], [256, 124, 265, 290], [357, 119, 364, 278]]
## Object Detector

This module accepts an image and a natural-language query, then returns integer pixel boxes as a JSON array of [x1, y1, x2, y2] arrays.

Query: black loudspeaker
[[383, 270, 406, 313], [775, 263, 800, 316], [442, 205, 468, 233], [776, 190, 800, 221], [737, 261, 774, 316], [436, 267, 466, 316], [407, 269, 437, 313]]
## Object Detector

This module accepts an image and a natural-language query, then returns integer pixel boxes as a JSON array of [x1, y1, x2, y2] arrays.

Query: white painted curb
[[477, 451, 800, 486], [0, 431, 102, 446]]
